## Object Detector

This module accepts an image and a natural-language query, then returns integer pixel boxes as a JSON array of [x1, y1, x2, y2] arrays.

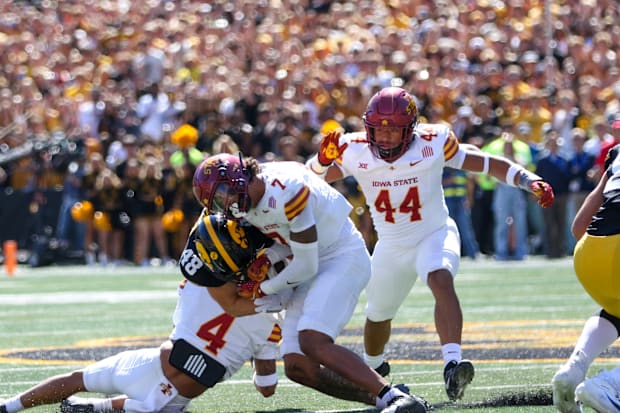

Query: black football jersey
[[588, 145, 620, 236]]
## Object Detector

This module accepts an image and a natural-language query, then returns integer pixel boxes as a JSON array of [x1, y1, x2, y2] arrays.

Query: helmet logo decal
[[227, 221, 249, 249], [406, 99, 416, 115], [381, 119, 389, 126]]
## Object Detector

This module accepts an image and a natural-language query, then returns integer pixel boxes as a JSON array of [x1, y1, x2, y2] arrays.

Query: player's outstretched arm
[[461, 150, 555, 208]]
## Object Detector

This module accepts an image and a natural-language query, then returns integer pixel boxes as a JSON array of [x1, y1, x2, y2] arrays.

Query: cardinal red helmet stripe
[[285, 186, 310, 221]]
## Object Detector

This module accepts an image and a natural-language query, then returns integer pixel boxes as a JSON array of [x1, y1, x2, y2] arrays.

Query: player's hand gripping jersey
[[334, 123, 464, 244]]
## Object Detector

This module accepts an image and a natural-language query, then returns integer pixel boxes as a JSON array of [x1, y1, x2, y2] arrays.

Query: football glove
[[254, 288, 293, 313], [530, 181, 554, 208], [317, 130, 348, 167], [237, 280, 266, 300], [247, 253, 271, 282]]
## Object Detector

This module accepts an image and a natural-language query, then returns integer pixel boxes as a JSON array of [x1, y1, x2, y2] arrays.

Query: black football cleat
[[444, 359, 475, 401], [0, 404, 7, 413], [60, 399, 94, 413], [381, 394, 431, 413], [375, 361, 391, 377]]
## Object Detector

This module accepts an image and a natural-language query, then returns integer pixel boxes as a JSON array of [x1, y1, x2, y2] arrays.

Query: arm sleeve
[[445, 146, 467, 169], [264, 243, 292, 264], [259, 240, 319, 294]]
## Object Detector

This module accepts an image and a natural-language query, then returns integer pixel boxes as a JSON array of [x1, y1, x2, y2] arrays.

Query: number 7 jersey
[[335, 123, 463, 244]]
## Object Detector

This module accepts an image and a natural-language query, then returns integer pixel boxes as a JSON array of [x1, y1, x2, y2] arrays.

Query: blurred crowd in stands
[[0, 0, 619, 266]]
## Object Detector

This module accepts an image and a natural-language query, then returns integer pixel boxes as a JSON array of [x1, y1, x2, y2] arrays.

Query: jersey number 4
[[375, 187, 422, 223], [196, 313, 234, 355]]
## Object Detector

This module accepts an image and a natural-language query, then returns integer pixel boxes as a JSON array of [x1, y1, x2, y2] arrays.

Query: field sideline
[[1, 257, 619, 412]]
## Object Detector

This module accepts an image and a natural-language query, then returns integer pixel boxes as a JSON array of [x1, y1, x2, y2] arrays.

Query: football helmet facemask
[[363, 86, 418, 162], [194, 214, 258, 282], [193, 153, 251, 220]]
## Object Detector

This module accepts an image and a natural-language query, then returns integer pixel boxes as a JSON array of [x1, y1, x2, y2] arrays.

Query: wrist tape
[[253, 371, 278, 387]]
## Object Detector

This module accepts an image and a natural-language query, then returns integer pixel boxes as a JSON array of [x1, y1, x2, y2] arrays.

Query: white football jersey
[[169, 281, 281, 380], [244, 161, 353, 250], [335, 123, 464, 244]]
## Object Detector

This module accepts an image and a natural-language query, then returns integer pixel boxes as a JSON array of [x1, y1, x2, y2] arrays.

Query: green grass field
[[1, 257, 618, 412]]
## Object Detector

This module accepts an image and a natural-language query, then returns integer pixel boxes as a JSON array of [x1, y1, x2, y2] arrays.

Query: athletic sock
[[441, 343, 462, 367], [364, 353, 385, 370], [4, 397, 24, 413]]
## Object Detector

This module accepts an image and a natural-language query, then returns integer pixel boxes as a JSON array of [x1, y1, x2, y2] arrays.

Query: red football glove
[[237, 280, 266, 300], [531, 181, 554, 208], [317, 130, 348, 166], [247, 254, 271, 282]]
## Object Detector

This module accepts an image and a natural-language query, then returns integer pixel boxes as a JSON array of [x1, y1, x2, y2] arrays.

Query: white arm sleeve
[[259, 240, 319, 294], [264, 243, 291, 264]]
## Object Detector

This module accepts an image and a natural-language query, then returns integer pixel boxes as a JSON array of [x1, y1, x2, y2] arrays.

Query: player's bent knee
[[283, 354, 319, 386], [428, 269, 455, 290], [62, 370, 87, 393]]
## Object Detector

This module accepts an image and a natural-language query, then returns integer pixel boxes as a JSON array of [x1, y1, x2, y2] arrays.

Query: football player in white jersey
[[305, 86, 555, 401], [0, 216, 282, 413], [193, 153, 431, 413]]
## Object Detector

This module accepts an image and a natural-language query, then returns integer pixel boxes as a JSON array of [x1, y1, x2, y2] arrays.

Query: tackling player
[[305, 86, 555, 401], [193, 154, 430, 413], [0, 215, 282, 413], [552, 142, 620, 413]]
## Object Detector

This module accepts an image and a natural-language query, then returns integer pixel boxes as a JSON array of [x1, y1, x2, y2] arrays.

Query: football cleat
[[381, 394, 431, 413], [375, 361, 391, 377], [60, 398, 94, 413], [444, 360, 475, 401], [394, 383, 410, 395], [552, 361, 587, 413], [575, 370, 620, 413], [0, 404, 7, 413]]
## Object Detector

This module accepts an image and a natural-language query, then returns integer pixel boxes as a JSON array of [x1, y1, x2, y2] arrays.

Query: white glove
[[254, 288, 293, 313]]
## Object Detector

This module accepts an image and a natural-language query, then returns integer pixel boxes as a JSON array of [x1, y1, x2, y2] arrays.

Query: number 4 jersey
[[334, 123, 465, 245], [169, 281, 281, 381]]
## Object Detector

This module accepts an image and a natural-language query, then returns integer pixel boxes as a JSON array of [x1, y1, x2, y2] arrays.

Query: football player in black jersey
[[552, 143, 620, 413]]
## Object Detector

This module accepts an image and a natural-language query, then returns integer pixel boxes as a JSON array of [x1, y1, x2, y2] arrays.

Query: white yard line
[[0, 290, 177, 305]]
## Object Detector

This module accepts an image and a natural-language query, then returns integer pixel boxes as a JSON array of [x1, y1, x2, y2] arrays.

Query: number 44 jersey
[[169, 281, 281, 381], [335, 123, 464, 245]]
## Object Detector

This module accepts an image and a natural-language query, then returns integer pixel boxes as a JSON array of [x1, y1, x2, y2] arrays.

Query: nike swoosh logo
[[409, 160, 422, 167], [286, 281, 299, 285]]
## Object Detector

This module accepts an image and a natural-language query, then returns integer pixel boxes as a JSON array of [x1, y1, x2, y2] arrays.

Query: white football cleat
[[552, 362, 587, 413], [575, 370, 620, 413]]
